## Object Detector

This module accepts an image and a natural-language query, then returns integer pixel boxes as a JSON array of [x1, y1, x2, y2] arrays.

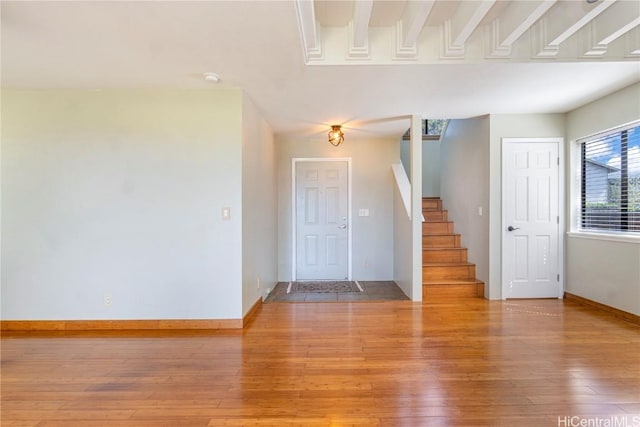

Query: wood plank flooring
[[2, 299, 639, 426]]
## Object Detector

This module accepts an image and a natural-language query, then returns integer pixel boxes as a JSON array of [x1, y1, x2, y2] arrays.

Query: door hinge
[[557, 274, 560, 282], [557, 157, 560, 165], [557, 216, 559, 224]]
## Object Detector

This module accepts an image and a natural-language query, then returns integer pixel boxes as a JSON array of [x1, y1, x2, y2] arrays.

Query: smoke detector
[[203, 72, 220, 83]]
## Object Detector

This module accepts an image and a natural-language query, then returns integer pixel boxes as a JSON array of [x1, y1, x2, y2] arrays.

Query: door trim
[[291, 158, 352, 281], [501, 137, 565, 300]]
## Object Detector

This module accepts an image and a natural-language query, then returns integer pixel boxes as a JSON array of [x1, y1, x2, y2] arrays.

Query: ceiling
[[2, 0, 639, 139]]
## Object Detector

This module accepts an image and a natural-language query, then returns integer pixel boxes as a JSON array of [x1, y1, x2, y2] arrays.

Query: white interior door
[[503, 140, 561, 298], [295, 160, 349, 280]]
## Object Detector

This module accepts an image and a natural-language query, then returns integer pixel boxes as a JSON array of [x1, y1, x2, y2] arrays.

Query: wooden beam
[[581, 1, 640, 57], [348, 0, 373, 58], [536, 0, 617, 57], [395, 1, 435, 59], [443, 0, 496, 58], [627, 26, 640, 56], [294, 0, 322, 62], [489, 0, 557, 57]]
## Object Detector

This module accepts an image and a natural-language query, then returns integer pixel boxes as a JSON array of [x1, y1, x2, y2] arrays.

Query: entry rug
[[288, 281, 362, 293]]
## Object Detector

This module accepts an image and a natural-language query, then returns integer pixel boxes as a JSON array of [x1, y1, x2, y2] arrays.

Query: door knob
[[338, 224, 347, 229], [507, 226, 520, 232]]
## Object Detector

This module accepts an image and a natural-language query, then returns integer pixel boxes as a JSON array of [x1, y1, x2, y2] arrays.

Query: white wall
[[1, 89, 244, 320], [393, 117, 423, 301], [276, 137, 399, 282], [400, 140, 441, 197], [439, 116, 490, 293], [241, 94, 277, 315], [565, 82, 640, 315], [422, 141, 441, 198], [393, 177, 412, 297], [488, 114, 565, 299]]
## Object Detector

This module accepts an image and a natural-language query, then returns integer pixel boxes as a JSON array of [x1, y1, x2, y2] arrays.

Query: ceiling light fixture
[[328, 125, 344, 146]]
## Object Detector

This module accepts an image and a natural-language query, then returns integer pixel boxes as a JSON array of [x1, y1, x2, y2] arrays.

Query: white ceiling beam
[[352, 0, 373, 49], [395, 0, 435, 59], [536, 0, 617, 57], [488, 0, 557, 57], [626, 26, 640, 56], [401, 0, 435, 48], [599, 17, 640, 46], [294, 0, 322, 62], [442, 0, 496, 58], [348, 0, 373, 59], [581, 1, 640, 57]]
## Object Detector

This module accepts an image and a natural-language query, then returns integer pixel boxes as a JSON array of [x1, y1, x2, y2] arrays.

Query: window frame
[[570, 119, 640, 243]]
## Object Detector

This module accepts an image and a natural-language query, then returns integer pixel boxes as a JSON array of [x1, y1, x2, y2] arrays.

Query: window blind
[[580, 123, 640, 233]]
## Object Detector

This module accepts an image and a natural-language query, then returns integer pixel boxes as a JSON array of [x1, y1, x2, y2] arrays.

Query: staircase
[[422, 197, 484, 299]]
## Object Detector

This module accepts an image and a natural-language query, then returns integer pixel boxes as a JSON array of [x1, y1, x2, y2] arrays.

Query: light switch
[[359, 209, 370, 217], [478, 207, 483, 217], [222, 207, 231, 220]]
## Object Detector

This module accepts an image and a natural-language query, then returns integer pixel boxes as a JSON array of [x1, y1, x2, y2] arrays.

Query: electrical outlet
[[256, 277, 261, 290], [104, 294, 112, 306]]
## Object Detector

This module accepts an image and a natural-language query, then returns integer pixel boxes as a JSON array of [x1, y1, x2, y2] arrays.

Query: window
[[580, 122, 640, 233], [423, 119, 446, 136], [402, 119, 447, 140]]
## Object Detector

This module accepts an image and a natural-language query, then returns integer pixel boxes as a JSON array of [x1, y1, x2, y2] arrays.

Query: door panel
[[504, 142, 560, 298], [305, 188, 319, 223], [514, 236, 528, 280], [296, 161, 348, 280]]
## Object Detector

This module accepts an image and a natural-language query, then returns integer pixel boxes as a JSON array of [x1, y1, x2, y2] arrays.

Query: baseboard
[[1, 300, 265, 332], [243, 297, 263, 327], [1, 318, 243, 331], [564, 292, 640, 326]]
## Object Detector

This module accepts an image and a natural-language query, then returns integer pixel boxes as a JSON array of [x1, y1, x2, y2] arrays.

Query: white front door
[[295, 160, 349, 280], [503, 139, 562, 299]]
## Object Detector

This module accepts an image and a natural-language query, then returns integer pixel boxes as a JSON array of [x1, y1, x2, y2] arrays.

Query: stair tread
[[422, 247, 466, 251], [422, 233, 460, 236], [423, 279, 484, 285], [422, 246, 462, 250], [423, 262, 475, 267]]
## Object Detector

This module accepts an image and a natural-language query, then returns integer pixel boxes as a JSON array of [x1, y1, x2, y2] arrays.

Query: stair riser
[[422, 249, 468, 263], [423, 235, 461, 248], [423, 211, 448, 222], [422, 222, 454, 235], [423, 265, 476, 280], [423, 283, 484, 299], [422, 199, 442, 211]]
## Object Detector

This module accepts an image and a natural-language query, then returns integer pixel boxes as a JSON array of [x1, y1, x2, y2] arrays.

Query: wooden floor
[[2, 299, 639, 426]]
